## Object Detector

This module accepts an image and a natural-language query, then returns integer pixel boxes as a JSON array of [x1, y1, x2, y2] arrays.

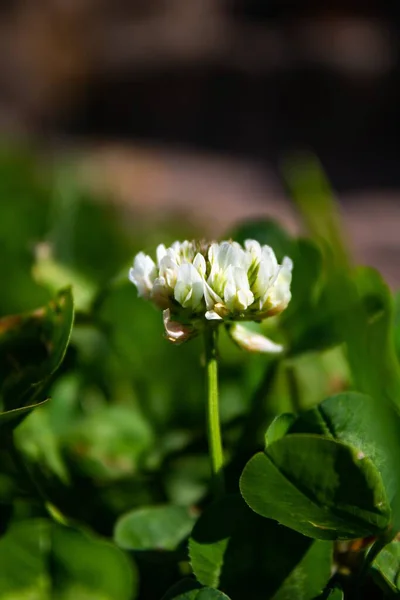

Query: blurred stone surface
[[79, 143, 400, 287], [0, 2, 398, 286], [0, 2, 396, 134]]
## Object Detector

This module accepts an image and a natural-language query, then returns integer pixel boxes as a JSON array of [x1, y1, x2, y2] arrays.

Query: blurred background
[[1, 0, 400, 283], [1, 6, 400, 598]]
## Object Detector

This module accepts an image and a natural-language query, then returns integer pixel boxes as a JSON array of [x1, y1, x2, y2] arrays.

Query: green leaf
[[279, 239, 337, 355], [240, 435, 390, 540], [265, 413, 296, 448], [162, 579, 229, 600], [372, 541, 400, 596], [66, 404, 154, 480], [0, 398, 49, 427], [284, 154, 349, 270], [161, 580, 231, 600], [114, 505, 196, 551], [316, 588, 343, 600], [327, 591, 343, 600], [0, 519, 137, 599], [96, 281, 205, 432], [285, 239, 322, 310], [272, 540, 332, 600], [161, 579, 202, 599], [32, 246, 97, 312], [286, 156, 400, 412], [164, 454, 210, 507], [189, 495, 332, 599], [348, 267, 400, 412], [0, 288, 74, 429], [0, 145, 53, 316], [291, 392, 400, 527], [285, 159, 400, 535], [14, 402, 69, 483]]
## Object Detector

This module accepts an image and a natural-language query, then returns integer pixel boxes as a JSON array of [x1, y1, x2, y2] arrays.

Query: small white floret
[[129, 252, 157, 299], [228, 323, 284, 354]]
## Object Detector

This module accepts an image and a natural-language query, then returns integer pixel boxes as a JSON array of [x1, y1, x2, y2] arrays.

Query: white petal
[[179, 240, 196, 262], [174, 263, 204, 309], [128, 266, 137, 286], [214, 242, 233, 269], [261, 245, 279, 271], [224, 267, 254, 311], [237, 288, 254, 309], [205, 310, 223, 321], [218, 241, 247, 271], [244, 239, 262, 259], [159, 256, 179, 289], [265, 256, 293, 312], [222, 265, 236, 304], [228, 323, 284, 354], [193, 252, 206, 277], [203, 280, 223, 310], [233, 267, 251, 293], [208, 243, 219, 267], [129, 252, 157, 298], [282, 256, 293, 273], [253, 246, 279, 299], [156, 244, 167, 265]]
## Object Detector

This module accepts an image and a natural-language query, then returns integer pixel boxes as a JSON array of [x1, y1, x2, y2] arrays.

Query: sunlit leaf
[[372, 540, 400, 596], [240, 435, 390, 540], [291, 392, 400, 529], [265, 413, 295, 448]]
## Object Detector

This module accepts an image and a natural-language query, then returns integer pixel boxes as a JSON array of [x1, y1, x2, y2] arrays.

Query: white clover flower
[[129, 239, 292, 349], [129, 252, 157, 299]]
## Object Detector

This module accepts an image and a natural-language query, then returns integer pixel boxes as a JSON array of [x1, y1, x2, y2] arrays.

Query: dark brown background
[[1, 0, 399, 283]]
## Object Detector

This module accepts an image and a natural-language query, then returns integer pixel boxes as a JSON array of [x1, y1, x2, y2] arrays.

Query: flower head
[[129, 239, 292, 347]]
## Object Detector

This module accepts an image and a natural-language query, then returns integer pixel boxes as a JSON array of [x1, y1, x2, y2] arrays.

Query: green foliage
[[264, 413, 296, 447], [0, 288, 74, 430], [1, 147, 399, 599], [0, 519, 137, 599], [291, 392, 400, 528], [189, 494, 332, 599], [240, 436, 390, 540], [115, 505, 196, 551], [318, 588, 344, 600], [162, 580, 231, 600], [372, 541, 400, 596]]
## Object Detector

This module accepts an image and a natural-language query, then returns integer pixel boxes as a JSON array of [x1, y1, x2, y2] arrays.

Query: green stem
[[204, 326, 225, 497]]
